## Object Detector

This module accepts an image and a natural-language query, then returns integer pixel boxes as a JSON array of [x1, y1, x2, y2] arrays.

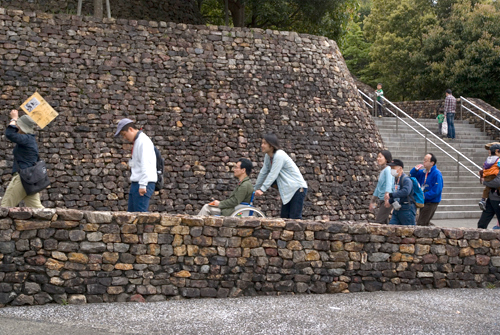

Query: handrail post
[[484, 113, 486, 132], [373, 99, 376, 117], [460, 99, 463, 120], [457, 155, 460, 181], [424, 131, 427, 155], [396, 111, 399, 133]]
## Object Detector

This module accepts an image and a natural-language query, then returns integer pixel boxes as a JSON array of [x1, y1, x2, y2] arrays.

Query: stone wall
[[0, 8, 383, 220], [0, 0, 203, 24], [0, 208, 499, 307]]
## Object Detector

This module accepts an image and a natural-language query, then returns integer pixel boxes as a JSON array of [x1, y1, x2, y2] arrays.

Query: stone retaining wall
[[0, 208, 499, 307], [0, 8, 383, 219]]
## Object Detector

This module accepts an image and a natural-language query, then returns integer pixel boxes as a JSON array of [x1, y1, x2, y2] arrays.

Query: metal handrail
[[358, 89, 481, 179], [460, 96, 500, 133]]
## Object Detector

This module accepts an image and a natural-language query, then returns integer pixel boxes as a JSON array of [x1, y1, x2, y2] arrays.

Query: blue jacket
[[5, 125, 39, 174], [373, 166, 394, 201], [389, 173, 413, 204], [410, 165, 443, 203]]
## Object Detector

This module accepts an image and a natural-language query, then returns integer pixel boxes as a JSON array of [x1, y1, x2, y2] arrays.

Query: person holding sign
[[1, 110, 44, 208]]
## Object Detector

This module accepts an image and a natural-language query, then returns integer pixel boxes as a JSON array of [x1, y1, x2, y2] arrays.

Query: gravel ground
[[0, 288, 499, 335]]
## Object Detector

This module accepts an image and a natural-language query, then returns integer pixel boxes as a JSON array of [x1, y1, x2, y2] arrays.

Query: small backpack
[[408, 176, 425, 208], [154, 146, 165, 191]]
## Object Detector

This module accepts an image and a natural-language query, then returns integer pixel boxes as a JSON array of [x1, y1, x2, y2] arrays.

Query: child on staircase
[[479, 143, 500, 229]]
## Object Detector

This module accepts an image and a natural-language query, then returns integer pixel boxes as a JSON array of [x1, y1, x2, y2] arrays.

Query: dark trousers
[[417, 202, 439, 226], [446, 113, 456, 139], [281, 188, 307, 219], [128, 182, 155, 212], [438, 123, 442, 135], [377, 102, 384, 116], [477, 198, 500, 229], [374, 199, 392, 224]]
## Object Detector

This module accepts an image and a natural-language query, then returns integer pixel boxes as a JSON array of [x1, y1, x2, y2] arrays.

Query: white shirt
[[129, 132, 157, 188]]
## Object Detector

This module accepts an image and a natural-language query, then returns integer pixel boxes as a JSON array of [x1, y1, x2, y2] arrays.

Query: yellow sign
[[20, 92, 58, 129]]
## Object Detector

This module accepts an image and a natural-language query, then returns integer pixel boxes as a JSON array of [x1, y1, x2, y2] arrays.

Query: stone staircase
[[373, 117, 489, 220]]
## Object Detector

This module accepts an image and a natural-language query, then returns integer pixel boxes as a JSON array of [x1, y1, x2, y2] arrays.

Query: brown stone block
[[121, 224, 137, 234], [401, 254, 414, 262], [200, 247, 217, 257], [287, 240, 303, 251], [238, 219, 262, 228], [174, 270, 191, 278], [395, 226, 415, 237], [327, 281, 348, 293], [103, 234, 121, 243], [85, 211, 113, 224], [236, 228, 254, 237], [181, 217, 204, 226], [46, 258, 64, 270], [83, 223, 99, 232], [154, 225, 170, 233], [442, 228, 464, 239], [226, 248, 242, 258], [160, 215, 181, 226], [241, 237, 260, 248], [68, 252, 89, 264], [103, 252, 119, 264], [170, 277, 186, 287], [422, 254, 438, 264], [192, 236, 212, 246], [262, 240, 276, 248], [15, 220, 50, 231], [122, 234, 139, 244], [305, 250, 320, 261], [194, 256, 208, 265], [204, 217, 223, 227], [65, 262, 86, 271], [331, 241, 344, 251], [187, 245, 199, 256], [56, 209, 84, 221], [459, 247, 474, 257], [171, 226, 190, 235], [148, 244, 160, 256], [5, 272, 28, 283], [88, 254, 102, 264], [115, 263, 134, 270], [143, 233, 158, 244], [281, 230, 294, 241], [174, 245, 187, 256], [369, 225, 394, 236], [50, 221, 80, 229], [344, 242, 363, 252], [136, 213, 161, 224], [0, 218, 12, 229], [469, 239, 483, 248], [136, 255, 160, 264], [172, 234, 183, 246], [415, 244, 430, 255], [399, 244, 415, 254], [262, 219, 286, 229], [476, 255, 490, 266], [107, 286, 124, 295]]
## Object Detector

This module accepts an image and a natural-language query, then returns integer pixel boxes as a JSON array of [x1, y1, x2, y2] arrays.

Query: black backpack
[[154, 146, 165, 191]]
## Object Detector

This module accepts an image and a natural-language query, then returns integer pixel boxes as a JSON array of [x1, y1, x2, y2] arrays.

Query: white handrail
[[461, 105, 500, 132], [358, 89, 481, 178], [461, 96, 500, 125]]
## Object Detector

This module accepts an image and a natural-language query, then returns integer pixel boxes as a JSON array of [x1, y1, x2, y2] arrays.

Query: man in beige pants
[[1, 110, 43, 208]]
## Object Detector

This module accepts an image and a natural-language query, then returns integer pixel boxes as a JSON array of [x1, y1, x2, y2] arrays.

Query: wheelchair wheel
[[230, 207, 266, 218]]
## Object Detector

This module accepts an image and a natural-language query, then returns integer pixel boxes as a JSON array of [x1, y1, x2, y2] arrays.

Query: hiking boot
[[479, 200, 487, 211]]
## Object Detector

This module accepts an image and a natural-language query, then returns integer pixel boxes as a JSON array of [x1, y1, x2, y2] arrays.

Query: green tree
[[342, 21, 372, 79], [200, 0, 358, 44]]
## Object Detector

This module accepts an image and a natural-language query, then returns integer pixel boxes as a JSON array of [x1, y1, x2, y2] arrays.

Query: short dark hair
[[238, 158, 253, 175], [377, 83, 383, 87], [121, 122, 137, 133], [263, 133, 280, 153], [445, 89, 452, 94], [427, 153, 437, 166], [490, 144, 500, 155]]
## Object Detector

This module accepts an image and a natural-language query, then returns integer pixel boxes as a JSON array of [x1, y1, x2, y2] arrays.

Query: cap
[[388, 159, 404, 168], [114, 118, 134, 137], [17, 115, 37, 134], [486, 142, 500, 150], [490, 144, 500, 152]]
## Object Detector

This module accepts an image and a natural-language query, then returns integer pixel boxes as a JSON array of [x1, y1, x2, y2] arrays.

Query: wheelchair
[[230, 192, 266, 218]]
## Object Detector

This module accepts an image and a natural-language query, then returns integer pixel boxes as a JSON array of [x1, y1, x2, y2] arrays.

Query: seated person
[[198, 158, 254, 216], [479, 144, 500, 211]]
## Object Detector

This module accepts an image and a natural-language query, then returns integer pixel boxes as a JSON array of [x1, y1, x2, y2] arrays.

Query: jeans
[[477, 198, 500, 229], [446, 113, 455, 139], [377, 101, 384, 116], [281, 188, 307, 219], [128, 182, 155, 212], [389, 203, 416, 225]]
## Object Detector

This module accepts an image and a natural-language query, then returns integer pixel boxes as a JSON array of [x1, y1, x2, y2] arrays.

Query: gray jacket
[[484, 175, 500, 201]]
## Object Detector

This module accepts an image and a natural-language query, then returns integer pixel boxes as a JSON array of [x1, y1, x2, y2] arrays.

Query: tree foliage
[[200, 0, 358, 45], [342, 0, 500, 106]]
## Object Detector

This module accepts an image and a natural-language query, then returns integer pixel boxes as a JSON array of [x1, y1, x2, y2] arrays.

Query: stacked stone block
[[0, 208, 499, 307], [0, 8, 383, 219]]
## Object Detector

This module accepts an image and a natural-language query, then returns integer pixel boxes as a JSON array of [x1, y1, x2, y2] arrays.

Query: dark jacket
[[219, 177, 254, 216], [5, 125, 39, 174], [389, 173, 413, 205], [410, 165, 444, 203], [484, 174, 500, 202]]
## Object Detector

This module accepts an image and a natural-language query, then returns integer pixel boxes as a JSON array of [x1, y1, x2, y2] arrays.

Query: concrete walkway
[[0, 288, 499, 335]]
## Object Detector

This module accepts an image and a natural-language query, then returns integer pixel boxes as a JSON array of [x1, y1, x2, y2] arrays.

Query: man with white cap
[[1, 109, 44, 208], [115, 118, 157, 212]]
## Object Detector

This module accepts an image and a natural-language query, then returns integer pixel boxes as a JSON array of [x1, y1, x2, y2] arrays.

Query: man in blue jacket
[[410, 153, 444, 226], [385, 159, 416, 225]]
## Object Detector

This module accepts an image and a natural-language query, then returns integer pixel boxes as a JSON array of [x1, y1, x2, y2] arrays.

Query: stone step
[[436, 204, 481, 212], [441, 192, 481, 199], [431, 211, 482, 220], [440, 198, 480, 205]]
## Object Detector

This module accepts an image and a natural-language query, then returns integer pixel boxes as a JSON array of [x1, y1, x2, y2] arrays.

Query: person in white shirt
[[115, 118, 157, 212], [254, 133, 308, 219]]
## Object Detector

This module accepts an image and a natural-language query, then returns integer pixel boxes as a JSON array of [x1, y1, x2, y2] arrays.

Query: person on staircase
[[444, 89, 456, 140], [375, 83, 384, 117], [369, 150, 394, 224], [385, 159, 416, 226], [410, 153, 444, 226], [478, 144, 500, 211]]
